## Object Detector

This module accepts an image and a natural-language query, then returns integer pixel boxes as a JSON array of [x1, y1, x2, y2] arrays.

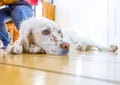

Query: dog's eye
[[42, 29, 50, 35]]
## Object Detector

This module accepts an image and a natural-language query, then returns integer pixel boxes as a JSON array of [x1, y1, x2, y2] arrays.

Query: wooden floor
[[0, 49, 120, 85]]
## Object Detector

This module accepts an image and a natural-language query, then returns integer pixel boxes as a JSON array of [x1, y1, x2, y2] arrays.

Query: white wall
[[108, 0, 120, 46], [35, 2, 42, 19], [54, 0, 108, 45]]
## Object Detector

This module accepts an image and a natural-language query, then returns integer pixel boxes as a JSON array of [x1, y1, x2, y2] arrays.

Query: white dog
[[7, 18, 118, 55]]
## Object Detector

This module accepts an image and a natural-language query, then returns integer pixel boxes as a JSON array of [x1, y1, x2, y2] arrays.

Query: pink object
[[25, 0, 38, 5]]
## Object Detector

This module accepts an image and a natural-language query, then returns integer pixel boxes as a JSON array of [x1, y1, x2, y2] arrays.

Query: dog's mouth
[[44, 48, 69, 55], [58, 49, 69, 55]]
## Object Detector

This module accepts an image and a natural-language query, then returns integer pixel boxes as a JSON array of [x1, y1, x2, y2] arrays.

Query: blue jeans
[[0, 5, 33, 47]]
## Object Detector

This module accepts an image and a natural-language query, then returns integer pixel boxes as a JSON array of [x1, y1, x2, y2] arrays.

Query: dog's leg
[[95, 44, 118, 52], [66, 30, 118, 52], [29, 44, 45, 54], [76, 43, 118, 52]]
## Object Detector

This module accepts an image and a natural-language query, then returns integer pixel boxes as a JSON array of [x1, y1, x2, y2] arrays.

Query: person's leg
[[0, 7, 11, 48], [11, 5, 33, 30]]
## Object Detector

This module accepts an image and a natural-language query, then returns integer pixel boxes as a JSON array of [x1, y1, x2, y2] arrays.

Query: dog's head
[[22, 18, 70, 55]]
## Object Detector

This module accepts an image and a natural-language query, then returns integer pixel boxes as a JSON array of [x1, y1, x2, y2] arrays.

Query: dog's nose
[[60, 42, 70, 50]]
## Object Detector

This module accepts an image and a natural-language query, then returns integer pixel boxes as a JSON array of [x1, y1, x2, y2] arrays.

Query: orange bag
[[0, 0, 18, 6]]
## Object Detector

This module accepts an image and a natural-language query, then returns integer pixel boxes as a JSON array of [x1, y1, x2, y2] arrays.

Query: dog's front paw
[[13, 45, 23, 54], [7, 44, 23, 54], [29, 45, 45, 54], [7, 44, 15, 53], [110, 45, 118, 52]]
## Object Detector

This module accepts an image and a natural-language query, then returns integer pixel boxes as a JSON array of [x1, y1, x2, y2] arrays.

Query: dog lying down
[[7, 18, 118, 55]]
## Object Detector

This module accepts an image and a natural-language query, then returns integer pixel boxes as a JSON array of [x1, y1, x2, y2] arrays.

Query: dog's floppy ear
[[19, 19, 34, 53], [21, 28, 34, 53]]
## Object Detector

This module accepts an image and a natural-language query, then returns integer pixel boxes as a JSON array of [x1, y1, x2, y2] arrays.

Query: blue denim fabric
[[0, 5, 33, 47]]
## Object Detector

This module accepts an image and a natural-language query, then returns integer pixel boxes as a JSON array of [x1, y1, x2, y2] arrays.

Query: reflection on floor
[[0, 49, 120, 85]]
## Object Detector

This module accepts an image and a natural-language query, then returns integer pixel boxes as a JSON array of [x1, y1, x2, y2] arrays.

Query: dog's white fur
[[7, 18, 118, 55]]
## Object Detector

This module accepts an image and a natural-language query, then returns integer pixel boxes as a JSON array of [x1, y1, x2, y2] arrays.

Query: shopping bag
[[0, 0, 18, 6]]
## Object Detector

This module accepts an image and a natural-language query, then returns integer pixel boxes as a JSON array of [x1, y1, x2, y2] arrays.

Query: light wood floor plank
[[0, 50, 120, 85]]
